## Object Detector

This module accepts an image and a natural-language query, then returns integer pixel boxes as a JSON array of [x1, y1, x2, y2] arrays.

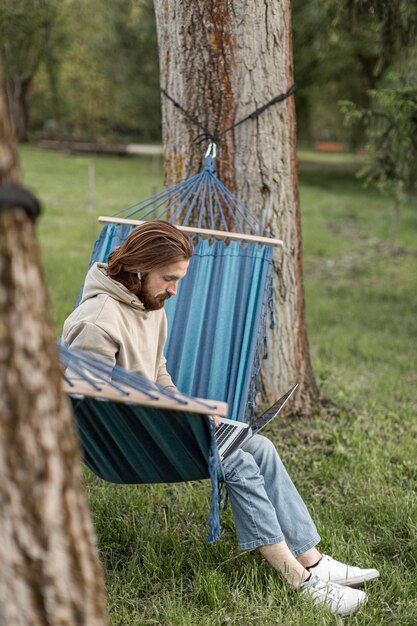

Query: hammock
[[63, 144, 282, 540]]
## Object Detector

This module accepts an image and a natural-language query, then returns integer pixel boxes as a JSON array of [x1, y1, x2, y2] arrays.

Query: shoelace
[[324, 556, 344, 567], [323, 555, 351, 570], [307, 577, 345, 602]]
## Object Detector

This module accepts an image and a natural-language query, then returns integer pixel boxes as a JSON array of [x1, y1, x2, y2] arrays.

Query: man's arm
[[156, 355, 175, 389], [156, 357, 221, 428], [63, 321, 119, 369]]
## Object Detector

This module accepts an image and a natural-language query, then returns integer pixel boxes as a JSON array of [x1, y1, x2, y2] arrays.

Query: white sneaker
[[300, 572, 367, 616], [312, 554, 380, 587]]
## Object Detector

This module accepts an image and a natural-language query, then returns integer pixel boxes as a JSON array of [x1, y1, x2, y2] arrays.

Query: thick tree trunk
[[0, 88, 109, 625], [154, 0, 320, 414]]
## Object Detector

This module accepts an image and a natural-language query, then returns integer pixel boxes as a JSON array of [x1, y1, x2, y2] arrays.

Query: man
[[63, 221, 379, 616]]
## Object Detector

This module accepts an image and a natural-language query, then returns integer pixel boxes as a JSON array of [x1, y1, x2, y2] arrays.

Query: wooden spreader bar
[[63, 379, 228, 417], [98, 216, 283, 247]]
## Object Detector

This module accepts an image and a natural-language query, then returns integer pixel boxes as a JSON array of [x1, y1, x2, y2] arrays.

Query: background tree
[[19, 0, 417, 147], [341, 80, 417, 252], [291, 0, 417, 145], [31, 0, 161, 141], [100, 0, 161, 141], [0, 0, 65, 141], [0, 85, 109, 625], [291, 0, 399, 144], [340, 1, 417, 251], [154, 0, 320, 414]]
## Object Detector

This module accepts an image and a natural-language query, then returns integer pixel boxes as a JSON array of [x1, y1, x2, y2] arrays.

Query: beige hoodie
[[62, 263, 174, 388]]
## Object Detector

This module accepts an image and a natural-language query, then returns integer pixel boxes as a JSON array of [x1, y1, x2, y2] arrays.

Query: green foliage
[[31, 0, 160, 141], [340, 82, 417, 199], [0, 0, 65, 139], [340, 73, 417, 250], [100, 0, 161, 139], [19, 145, 417, 624], [336, 2, 417, 249], [341, 0, 417, 61], [292, 0, 417, 144], [292, 0, 384, 142], [0, 0, 63, 80], [8, 0, 417, 145]]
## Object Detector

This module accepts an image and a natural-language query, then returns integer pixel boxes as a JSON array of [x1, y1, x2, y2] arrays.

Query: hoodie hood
[[80, 262, 145, 310]]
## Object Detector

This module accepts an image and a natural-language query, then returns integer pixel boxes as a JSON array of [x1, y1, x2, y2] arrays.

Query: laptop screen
[[251, 384, 298, 434]]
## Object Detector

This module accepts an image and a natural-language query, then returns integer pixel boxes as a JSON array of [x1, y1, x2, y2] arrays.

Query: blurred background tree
[[0, 0, 65, 141], [292, 0, 382, 145], [341, 78, 417, 252], [292, 0, 417, 145], [339, 1, 417, 251], [31, 0, 160, 141]]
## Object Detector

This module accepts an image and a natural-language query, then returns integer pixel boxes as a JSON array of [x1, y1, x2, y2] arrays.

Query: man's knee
[[243, 434, 280, 459], [222, 447, 260, 483]]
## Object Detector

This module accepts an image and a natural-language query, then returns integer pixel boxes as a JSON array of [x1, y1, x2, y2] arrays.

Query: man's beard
[[139, 278, 170, 311]]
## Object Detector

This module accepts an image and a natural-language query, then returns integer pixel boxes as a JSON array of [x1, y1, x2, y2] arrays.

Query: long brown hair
[[107, 220, 193, 295]]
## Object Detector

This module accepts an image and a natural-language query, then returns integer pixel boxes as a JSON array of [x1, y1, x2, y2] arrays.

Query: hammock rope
[[109, 148, 274, 240], [160, 85, 297, 143], [60, 344, 221, 411]]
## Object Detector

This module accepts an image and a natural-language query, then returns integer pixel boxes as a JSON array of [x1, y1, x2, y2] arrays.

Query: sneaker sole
[[332, 571, 380, 587]]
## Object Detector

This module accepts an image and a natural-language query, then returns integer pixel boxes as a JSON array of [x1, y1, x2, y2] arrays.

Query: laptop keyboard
[[215, 423, 237, 446]]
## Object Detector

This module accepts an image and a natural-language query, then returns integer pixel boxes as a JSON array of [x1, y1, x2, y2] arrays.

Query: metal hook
[[205, 143, 217, 159]]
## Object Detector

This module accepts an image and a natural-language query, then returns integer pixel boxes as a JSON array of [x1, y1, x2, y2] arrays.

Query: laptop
[[214, 384, 299, 461]]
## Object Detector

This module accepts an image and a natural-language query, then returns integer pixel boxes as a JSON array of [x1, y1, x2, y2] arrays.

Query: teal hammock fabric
[[164, 239, 273, 421], [73, 398, 212, 484]]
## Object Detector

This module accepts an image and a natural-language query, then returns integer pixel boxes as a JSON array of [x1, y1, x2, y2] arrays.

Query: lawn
[[19, 145, 417, 625]]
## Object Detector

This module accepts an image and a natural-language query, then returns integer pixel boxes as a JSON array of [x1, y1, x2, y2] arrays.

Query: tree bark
[[154, 0, 320, 414], [3, 76, 33, 142], [0, 87, 109, 625]]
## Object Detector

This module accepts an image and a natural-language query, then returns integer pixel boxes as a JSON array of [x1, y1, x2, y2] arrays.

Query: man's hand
[[211, 415, 221, 428]]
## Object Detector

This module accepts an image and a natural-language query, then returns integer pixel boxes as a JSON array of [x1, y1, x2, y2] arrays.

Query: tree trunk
[[154, 0, 320, 414], [0, 87, 109, 625], [3, 76, 33, 142]]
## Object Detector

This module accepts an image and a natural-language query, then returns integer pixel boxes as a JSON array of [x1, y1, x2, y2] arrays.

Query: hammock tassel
[[205, 419, 224, 543]]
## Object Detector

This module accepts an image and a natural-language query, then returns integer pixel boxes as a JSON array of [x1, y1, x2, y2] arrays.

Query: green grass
[[297, 147, 367, 167], [19, 145, 417, 625]]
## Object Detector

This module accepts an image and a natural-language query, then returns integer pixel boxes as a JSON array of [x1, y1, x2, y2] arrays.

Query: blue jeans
[[222, 434, 321, 555]]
